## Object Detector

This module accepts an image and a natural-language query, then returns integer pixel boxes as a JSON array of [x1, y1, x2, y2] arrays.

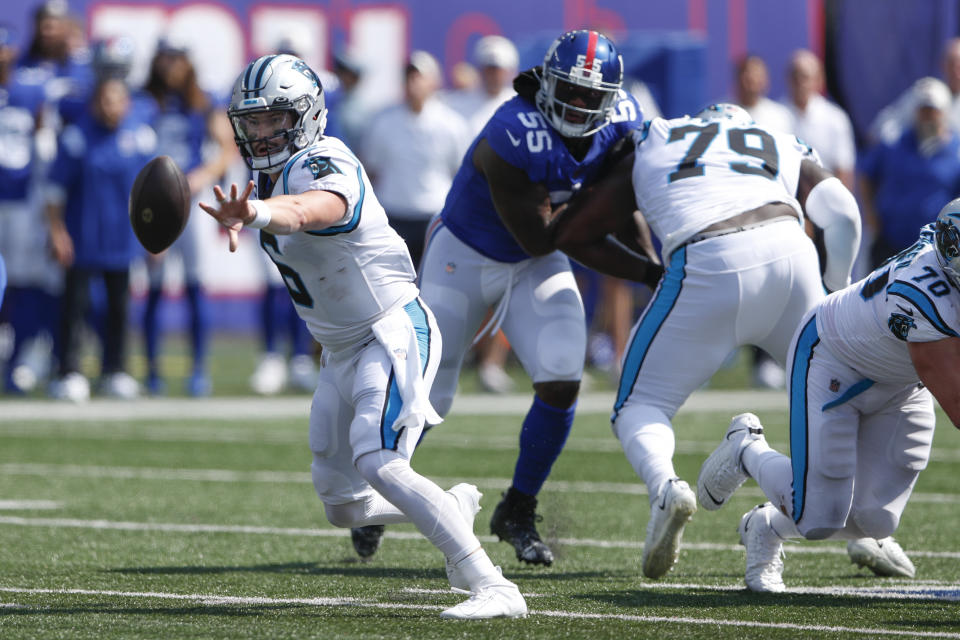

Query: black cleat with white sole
[[490, 488, 554, 566]]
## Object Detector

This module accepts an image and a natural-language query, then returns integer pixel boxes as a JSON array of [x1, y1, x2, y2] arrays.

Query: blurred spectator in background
[[860, 77, 960, 268], [734, 54, 793, 388], [135, 35, 237, 396], [46, 77, 156, 401], [443, 35, 518, 134], [783, 49, 856, 190], [871, 38, 960, 145], [324, 50, 368, 150], [0, 24, 53, 394], [363, 50, 469, 268], [1, 1, 87, 395], [441, 36, 520, 394], [449, 60, 479, 92], [246, 33, 323, 396], [734, 54, 792, 133]]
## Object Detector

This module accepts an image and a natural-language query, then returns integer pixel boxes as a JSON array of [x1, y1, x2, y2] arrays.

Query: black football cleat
[[350, 525, 385, 559], [490, 488, 554, 566]]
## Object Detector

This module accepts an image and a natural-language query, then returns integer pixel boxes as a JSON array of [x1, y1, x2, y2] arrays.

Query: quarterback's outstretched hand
[[199, 181, 256, 252]]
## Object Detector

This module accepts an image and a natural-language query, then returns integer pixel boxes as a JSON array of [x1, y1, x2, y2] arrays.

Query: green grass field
[[2, 334, 959, 638]]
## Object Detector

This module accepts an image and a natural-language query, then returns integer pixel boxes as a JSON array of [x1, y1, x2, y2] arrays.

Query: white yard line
[[0, 585, 958, 637], [0, 390, 790, 422], [0, 500, 60, 510], [1, 514, 960, 560], [4, 461, 960, 505]]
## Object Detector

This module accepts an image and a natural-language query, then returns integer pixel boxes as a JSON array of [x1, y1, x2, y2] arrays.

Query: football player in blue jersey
[[414, 30, 661, 566]]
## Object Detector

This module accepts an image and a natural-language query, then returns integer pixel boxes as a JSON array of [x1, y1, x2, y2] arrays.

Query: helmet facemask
[[535, 30, 623, 139], [935, 212, 960, 288], [538, 71, 620, 138]]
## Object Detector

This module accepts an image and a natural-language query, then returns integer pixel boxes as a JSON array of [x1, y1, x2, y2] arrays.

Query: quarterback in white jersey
[[698, 203, 960, 592], [555, 103, 863, 579], [200, 54, 526, 620]]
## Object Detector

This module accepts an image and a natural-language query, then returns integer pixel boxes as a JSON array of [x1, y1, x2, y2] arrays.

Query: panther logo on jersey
[[304, 156, 342, 179], [888, 312, 917, 341]]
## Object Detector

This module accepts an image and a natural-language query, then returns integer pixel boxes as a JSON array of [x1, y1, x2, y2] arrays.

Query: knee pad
[[851, 508, 899, 539], [355, 449, 408, 494], [802, 526, 842, 541], [323, 500, 367, 529], [534, 318, 585, 380]]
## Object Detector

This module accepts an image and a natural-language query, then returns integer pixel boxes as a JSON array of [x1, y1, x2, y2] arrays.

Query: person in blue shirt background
[[860, 77, 960, 269], [134, 36, 237, 396], [411, 30, 660, 567], [45, 76, 156, 402]]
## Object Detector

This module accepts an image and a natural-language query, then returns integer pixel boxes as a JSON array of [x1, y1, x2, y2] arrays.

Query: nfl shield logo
[[829, 379, 840, 393]]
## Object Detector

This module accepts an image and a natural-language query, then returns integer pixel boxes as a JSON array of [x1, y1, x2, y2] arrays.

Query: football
[[129, 155, 190, 254]]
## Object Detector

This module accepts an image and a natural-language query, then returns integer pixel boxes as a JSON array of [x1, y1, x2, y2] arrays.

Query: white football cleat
[[439, 583, 527, 620], [100, 372, 140, 399], [847, 537, 916, 578], [698, 413, 766, 510], [445, 483, 483, 591], [288, 354, 318, 391], [250, 352, 287, 395], [49, 372, 90, 403], [739, 503, 786, 593], [642, 478, 697, 579]]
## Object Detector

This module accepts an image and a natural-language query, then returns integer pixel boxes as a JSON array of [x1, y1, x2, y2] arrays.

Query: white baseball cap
[[913, 76, 951, 110], [474, 35, 518, 70]]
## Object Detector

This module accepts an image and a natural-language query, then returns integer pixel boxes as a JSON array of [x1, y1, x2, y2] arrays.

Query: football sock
[[511, 395, 576, 496], [614, 404, 677, 503], [143, 287, 163, 375], [742, 439, 795, 514], [261, 285, 286, 353], [355, 450, 481, 562], [185, 283, 209, 372]]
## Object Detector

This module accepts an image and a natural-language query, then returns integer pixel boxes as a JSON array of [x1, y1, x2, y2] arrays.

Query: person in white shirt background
[[443, 35, 518, 136], [735, 54, 793, 134], [783, 49, 856, 190], [362, 50, 470, 269]]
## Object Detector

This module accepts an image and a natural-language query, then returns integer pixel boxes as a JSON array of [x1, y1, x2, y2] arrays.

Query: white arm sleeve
[[804, 176, 862, 292]]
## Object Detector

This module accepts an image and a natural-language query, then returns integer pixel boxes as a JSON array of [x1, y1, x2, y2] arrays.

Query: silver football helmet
[[695, 103, 754, 127], [934, 197, 960, 287], [228, 54, 327, 172]]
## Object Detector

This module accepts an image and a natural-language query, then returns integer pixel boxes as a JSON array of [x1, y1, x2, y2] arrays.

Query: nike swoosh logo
[[896, 304, 914, 316], [505, 129, 522, 147], [703, 486, 724, 507]]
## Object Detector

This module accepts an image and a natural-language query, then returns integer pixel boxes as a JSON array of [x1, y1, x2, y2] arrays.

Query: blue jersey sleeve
[[484, 109, 538, 173]]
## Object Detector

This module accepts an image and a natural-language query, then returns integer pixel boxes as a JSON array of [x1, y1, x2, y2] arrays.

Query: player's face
[[236, 110, 295, 156], [554, 80, 604, 124], [93, 79, 130, 129]]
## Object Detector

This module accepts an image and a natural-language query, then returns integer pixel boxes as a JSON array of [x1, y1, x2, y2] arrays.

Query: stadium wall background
[[4, 0, 958, 330]]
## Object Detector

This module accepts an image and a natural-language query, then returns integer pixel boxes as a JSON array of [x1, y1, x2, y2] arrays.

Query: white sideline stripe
[[4, 462, 960, 506], [0, 390, 790, 422], [2, 515, 960, 559], [0, 500, 60, 510], [0, 586, 958, 637]]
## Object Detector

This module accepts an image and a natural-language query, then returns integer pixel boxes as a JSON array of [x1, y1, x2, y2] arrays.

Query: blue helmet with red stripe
[[228, 54, 327, 172], [536, 30, 624, 138]]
